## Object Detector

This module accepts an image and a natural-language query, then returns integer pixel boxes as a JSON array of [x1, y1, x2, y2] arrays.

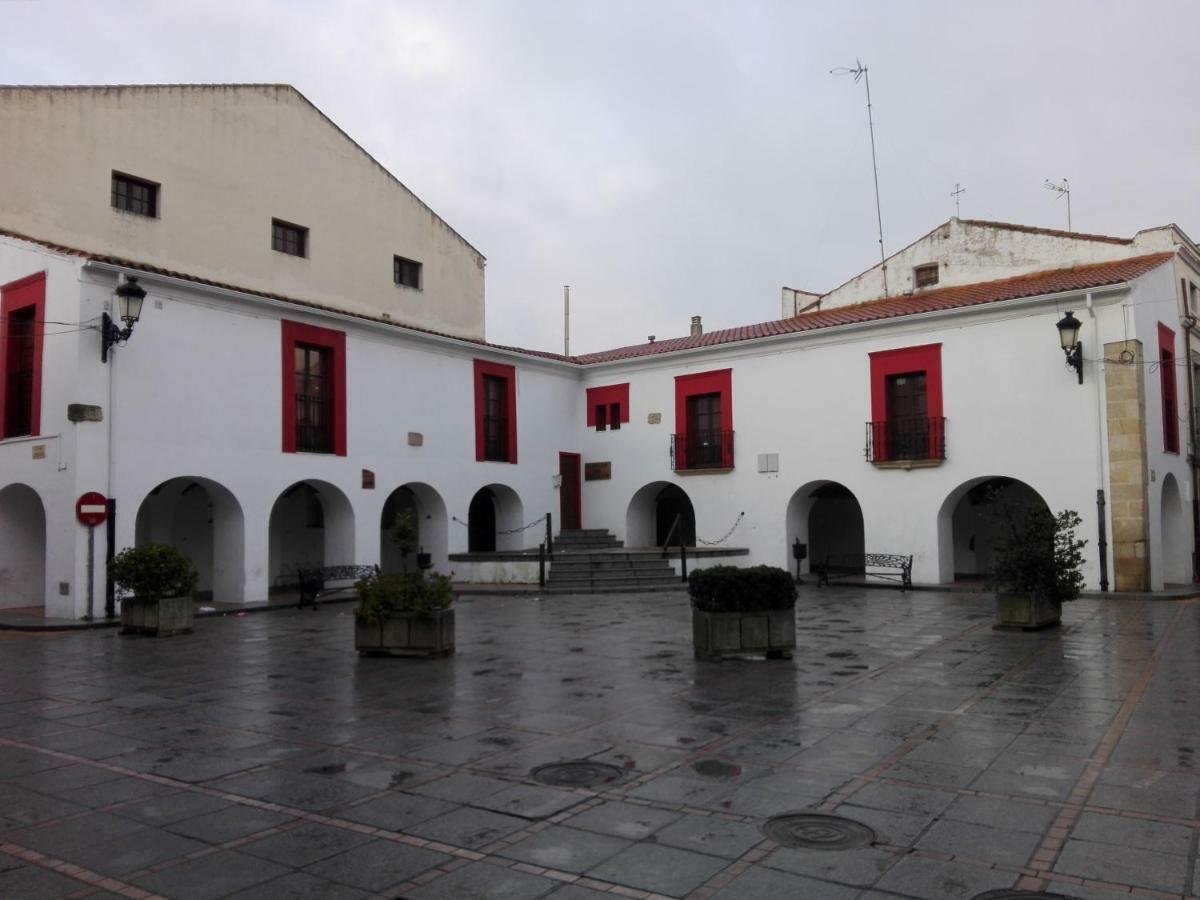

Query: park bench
[[815, 553, 913, 592], [296, 564, 379, 609]]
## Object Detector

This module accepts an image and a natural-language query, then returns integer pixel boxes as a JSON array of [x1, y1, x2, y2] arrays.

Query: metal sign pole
[[84, 525, 95, 620]]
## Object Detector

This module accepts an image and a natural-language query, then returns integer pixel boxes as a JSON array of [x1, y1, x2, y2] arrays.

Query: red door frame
[[0, 272, 47, 438], [559, 452, 582, 530]]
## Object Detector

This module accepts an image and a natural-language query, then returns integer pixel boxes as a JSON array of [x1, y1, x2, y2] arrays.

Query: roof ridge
[[957, 218, 1132, 245]]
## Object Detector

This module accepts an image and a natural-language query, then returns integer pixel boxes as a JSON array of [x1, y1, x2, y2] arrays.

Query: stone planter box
[[121, 595, 194, 637], [356, 608, 455, 657], [692, 607, 795, 659], [994, 591, 1062, 631]]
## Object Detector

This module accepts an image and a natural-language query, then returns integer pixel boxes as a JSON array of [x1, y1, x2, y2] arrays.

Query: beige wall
[[0, 85, 486, 339]]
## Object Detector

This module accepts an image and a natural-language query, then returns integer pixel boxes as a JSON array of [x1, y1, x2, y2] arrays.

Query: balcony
[[865, 417, 946, 467], [671, 430, 734, 472]]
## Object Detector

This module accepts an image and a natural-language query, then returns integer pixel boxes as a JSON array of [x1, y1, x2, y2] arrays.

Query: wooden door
[[559, 452, 581, 530], [885, 372, 927, 459]]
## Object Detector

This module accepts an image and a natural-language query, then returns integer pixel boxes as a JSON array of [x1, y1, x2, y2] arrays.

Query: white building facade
[[0, 85, 1196, 619]]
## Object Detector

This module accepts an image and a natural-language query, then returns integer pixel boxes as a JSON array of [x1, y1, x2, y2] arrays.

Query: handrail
[[660, 513, 681, 558], [659, 512, 688, 582]]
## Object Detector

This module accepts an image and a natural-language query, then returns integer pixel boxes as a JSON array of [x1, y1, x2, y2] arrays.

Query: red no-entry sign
[[76, 492, 109, 527]]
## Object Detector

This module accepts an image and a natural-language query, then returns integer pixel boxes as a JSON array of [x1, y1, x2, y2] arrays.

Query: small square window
[[609, 402, 621, 430], [914, 263, 939, 288], [111, 172, 158, 217], [272, 219, 308, 257], [595, 404, 607, 432], [394, 255, 422, 289]]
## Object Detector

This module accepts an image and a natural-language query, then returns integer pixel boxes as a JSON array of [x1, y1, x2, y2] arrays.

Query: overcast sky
[[3, 0, 1198, 353]]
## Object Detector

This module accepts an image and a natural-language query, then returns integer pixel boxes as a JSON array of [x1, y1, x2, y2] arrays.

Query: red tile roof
[[574, 253, 1174, 364]]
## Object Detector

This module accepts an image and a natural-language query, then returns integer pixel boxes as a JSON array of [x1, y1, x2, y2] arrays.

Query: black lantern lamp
[[102, 276, 147, 362], [1055, 310, 1083, 384]]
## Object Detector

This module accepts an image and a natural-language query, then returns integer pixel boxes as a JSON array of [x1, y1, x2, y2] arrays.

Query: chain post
[[539, 543, 546, 588], [546, 512, 553, 555]]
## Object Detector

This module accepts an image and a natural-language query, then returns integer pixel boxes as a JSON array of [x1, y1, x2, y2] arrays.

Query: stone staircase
[[546, 529, 685, 593]]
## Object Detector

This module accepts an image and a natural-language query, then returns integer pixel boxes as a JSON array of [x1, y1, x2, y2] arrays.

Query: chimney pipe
[[690, 315, 702, 337]]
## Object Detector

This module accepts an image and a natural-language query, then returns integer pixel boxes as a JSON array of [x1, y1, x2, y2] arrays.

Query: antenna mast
[[832, 59, 887, 296], [1044, 178, 1071, 231], [951, 183, 966, 218], [563, 285, 570, 357]]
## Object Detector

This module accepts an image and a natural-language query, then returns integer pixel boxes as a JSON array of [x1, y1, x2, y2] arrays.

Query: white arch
[[1160, 473, 1189, 585], [784, 480, 864, 572], [0, 483, 46, 609], [936, 476, 1050, 584], [625, 481, 695, 548], [134, 476, 246, 604], [381, 482, 449, 573], [467, 484, 526, 552], [268, 479, 355, 589]]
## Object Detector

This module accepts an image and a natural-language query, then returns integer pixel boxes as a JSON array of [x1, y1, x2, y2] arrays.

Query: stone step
[[543, 583, 687, 595], [548, 572, 683, 587], [549, 558, 672, 572]]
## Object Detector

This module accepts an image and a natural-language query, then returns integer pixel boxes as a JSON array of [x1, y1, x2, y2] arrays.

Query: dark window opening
[[3, 306, 35, 438], [609, 402, 621, 430], [914, 263, 939, 288], [1162, 345, 1179, 453], [884, 371, 929, 459], [272, 219, 308, 257], [111, 172, 158, 217], [393, 255, 422, 289], [684, 392, 723, 468], [482, 374, 509, 461], [294, 343, 333, 453], [594, 403, 607, 431]]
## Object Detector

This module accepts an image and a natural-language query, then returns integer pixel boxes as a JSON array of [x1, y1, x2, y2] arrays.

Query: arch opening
[[626, 481, 695, 548], [135, 477, 245, 603], [1161, 473, 1189, 586], [268, 480, 354, 591], [0, 483, 46, 610], [381, 482, 449, 572], [936, 476, 1051, 584], [467, 484, 525, 552], [784, 480, 864, 572]]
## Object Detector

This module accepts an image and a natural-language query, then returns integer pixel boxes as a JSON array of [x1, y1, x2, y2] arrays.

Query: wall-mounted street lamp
[[1056, 310, 1083, 384], [102, 277, 147, 363]]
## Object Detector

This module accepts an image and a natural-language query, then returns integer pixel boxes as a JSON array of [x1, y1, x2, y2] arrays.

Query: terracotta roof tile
[[575, 253, 1173, 364]]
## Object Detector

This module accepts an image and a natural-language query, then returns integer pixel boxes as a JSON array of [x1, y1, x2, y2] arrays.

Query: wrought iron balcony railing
[[671, 430, 735, 471], [865, 416, 946, 463]]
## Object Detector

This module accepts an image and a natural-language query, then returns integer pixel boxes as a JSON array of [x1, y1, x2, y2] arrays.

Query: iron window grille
[[272, 219, 308, 257], [671, 430, 734, 470], [865, 416, 946, 463], [294, 343, 333, 453], [394, 255, 422, 289], [111, 172, 158, 217], [913, 263, 939, 288]]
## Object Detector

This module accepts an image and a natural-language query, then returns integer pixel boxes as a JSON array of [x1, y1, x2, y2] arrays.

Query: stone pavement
[[0, 586, 1197, 899]]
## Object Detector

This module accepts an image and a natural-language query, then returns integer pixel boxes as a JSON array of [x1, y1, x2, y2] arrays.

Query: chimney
[[690, 315, 703, 337]]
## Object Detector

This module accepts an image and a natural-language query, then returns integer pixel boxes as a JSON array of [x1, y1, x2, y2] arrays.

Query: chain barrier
[[696, 511, 745, 546], [451, 513, 549, 535]]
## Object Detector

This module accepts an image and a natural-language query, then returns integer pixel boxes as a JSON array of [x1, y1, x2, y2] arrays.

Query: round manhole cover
[[760, 813, 876, 850], [530, 761, 625, 788], [972, 892, 1071, 900]]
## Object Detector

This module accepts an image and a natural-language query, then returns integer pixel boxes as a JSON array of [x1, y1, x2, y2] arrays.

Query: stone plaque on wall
[[67, 403, 103, 422], [407, 432, 424, 446], [361, 469, 376, 489], [31, 445, 46, 460], [647, 412, 662, 425], [585, 462, 612, 481]]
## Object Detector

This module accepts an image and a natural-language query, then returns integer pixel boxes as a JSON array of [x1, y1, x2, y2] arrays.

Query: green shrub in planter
[[355, 571, 454, 627], [108, 544, 198, 600], [688, 565, 797, 613]]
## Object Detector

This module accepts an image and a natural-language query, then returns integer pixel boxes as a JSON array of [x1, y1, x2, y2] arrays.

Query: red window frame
[[1159, 322, 1179, 454], [281, 319, 347, 455], [0, 272, 46, 439], [674, 369, 733, 468], [586, 383, 630, 428], [868, 343, 943, 461], [474, 359, 517, 463]]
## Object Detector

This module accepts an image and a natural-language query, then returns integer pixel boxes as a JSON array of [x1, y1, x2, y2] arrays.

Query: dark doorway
[[685, 392, 722, 468], [468, 488, 496, 552], [559, 452, 581, 530], [885, 372, 928, 459], [655, 485, 696, 546], [4, 306, 35, 438]]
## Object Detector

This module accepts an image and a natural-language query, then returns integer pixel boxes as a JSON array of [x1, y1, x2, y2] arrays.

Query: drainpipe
[[1086, 292, 1109, 591], [1180, 273, 1200, 581]]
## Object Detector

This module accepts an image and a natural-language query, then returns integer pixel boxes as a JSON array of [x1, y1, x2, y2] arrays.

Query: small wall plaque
[[585, 461, 612, 481], [407, 432, 424, 447], [67, 403, 103, 423], [32, 445, 46, 460], [361, 469, 376, 489], [647, 412, 662, 425]]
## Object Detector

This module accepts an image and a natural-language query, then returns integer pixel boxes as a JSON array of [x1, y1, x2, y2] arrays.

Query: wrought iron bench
[[296, 565, 379, 609], [815, 553, 913, 591]]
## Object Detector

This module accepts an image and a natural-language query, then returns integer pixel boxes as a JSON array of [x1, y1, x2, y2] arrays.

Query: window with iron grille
[[482, 374, 509, 461], [394, 255, 422, 289], [294, 343, 333, 453], [111, 172, 158, 217], [913, 263, 939, 288], [272, 219, 308, 257]]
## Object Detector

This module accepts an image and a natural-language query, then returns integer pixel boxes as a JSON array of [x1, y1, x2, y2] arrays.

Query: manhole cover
[[760, 813, 876, 850], [972, 892, 1070, 900], [530, 761, 624, 788]]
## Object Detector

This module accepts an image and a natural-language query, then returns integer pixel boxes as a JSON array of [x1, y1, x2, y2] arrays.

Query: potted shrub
[[356, 511, 454, 656], [689, 565, 797, 659], [109, 543, 198, 637], [990, 505, 1086, 630]]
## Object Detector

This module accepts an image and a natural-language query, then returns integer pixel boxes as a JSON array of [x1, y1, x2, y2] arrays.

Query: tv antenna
[[951, 183, 966, 218], [1044, 177, 1071, 231], [831, 59, 888, 296]]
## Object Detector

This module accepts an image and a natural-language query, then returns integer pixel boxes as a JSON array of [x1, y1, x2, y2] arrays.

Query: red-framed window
[[1159, 322, 1179, 454], [587, 382, 629, 431], [868, 343, 943, 462], [281, 320, 346, 455], [674, 369, 733, 469], [474, 359, 517, 463], [0, 272, 46, 439]]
